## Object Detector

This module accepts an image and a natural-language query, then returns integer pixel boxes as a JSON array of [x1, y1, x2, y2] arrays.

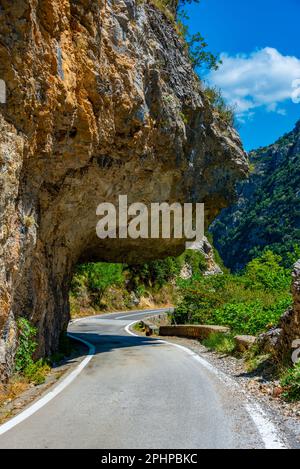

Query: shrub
[[244, 250, 291, 291], [174, 250, 292, 335], [23, 360, 51, 385], [133, 322, 146, 333], [73, 263, 124, 295], [15, 318, 38, 373], [212, 298, 291, 335], [128, 257, 182, 289], [173, 277, 224, 325], [203, 333, 236, 354], [203, 86, 235, 126], [186, 33, 221, 71], [180, 249, 207, 276], [14, 318, 50, 385], [280, 363, 300, 401]]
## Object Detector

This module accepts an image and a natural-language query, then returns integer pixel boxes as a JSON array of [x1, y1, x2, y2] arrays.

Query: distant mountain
[[210, 120, 300, 271]]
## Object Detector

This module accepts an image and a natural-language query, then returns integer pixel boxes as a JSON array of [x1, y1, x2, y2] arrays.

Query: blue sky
[[185, 0, 300, 150]]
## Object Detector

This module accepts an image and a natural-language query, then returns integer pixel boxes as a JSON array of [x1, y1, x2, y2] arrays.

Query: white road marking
[[126, 320, 288, 450], [0, 312, 288, 449], [70, 308, 171, 323], [115, 310, 164, 320], [0, 310, 160, 436], [0, 333, 95, 436]]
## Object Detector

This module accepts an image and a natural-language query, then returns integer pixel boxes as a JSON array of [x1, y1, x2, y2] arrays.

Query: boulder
[[234, 335, 256, 353]]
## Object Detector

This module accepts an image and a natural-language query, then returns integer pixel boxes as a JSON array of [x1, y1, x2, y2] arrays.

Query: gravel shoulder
[[133, 318, 300, 449]]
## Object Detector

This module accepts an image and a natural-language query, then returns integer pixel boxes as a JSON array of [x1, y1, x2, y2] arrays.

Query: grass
[[148, 0, 175, 22], [0, 378, 29, 408], [202, 333, 236, 354], [280, 363, 300, 401], [244, 352, 272, 374], [22, 360, 51, 385], [203, 86, 235, 127], [133, 322, 146, 333], [0, 331, 76, 419]]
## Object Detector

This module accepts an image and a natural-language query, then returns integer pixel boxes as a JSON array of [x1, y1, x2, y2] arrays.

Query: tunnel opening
[[68, 247, 209, 322], [70, 258, 179, 320]]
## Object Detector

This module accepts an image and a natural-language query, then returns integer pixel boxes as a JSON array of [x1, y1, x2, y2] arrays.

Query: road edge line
[[125, 320, 288, 450], [0, 331, 95, 436]]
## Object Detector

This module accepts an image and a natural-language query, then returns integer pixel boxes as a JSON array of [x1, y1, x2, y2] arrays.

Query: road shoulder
[[0, 342, 88, 426]]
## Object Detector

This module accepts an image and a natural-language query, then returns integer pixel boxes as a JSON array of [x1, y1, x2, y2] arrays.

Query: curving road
[[0, 309, 287, 449]]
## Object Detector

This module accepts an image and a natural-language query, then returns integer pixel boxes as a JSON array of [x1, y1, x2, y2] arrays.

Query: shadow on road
[[61, 332, 162, 366]]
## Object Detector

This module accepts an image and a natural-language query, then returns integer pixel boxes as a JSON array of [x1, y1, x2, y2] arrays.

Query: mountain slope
[[211, 120, 300, 271]]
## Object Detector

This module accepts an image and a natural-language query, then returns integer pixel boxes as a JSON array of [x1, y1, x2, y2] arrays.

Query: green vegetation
[[244, 345, 271, 373], [202, 333, 236, 354], [211, 120, 300, 271], [1, 322, 75, 411], [280, 363, 300, 401], [14, 319, 75, 385], [15, 318, 50, 385], [14, 318, 39, 373], [129, 250, 206, 289], [148, 0, 175, 22], [146, 0, 221, 74], [176, 8, 221, 73], [174, 251, 292, 336], [133, 322, 146, 333], [185, 32, 221, 71], [70, 250, 207, 315], [22, 360, 50, 386], [203, 86, 235, 127], [72, 263, 124, 297], [146, 0, 234, 127]]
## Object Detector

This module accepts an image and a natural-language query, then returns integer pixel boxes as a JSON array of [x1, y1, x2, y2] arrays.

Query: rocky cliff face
[[0, 0, 247, 379], [211, 120, 300, 271], [258, 260, 300, 362]]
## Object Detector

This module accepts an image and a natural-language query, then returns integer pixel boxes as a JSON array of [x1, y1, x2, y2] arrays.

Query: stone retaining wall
[[159, 324, 230, 340]]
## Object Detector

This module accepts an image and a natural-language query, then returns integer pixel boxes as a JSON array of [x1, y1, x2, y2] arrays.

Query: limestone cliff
[[0, 0, 247, 379], [258, 260, 300, 362]]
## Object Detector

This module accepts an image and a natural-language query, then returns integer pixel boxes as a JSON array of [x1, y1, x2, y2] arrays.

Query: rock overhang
[[0, 0, 248, 377]]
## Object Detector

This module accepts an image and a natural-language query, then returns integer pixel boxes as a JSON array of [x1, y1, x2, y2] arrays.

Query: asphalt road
[[0, 309, 287, 449]]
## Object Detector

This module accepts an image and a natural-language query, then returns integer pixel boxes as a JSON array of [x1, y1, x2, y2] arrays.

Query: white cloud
[[292, 79, 300, 103], [207, 47, 300, 120]]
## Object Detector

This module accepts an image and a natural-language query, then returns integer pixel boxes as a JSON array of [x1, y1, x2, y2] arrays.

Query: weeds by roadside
[[244, 345, 272, 374], [14, 318, 50, 385], [202, 333, 236, 355], [0, 319, 76, 414], [133, 322, 146, 333], [0, 378, 29, 408], [280, 363, 300, 401]]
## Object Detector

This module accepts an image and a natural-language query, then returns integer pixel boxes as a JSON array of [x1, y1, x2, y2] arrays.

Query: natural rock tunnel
[[0, 0, 248, 379]]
